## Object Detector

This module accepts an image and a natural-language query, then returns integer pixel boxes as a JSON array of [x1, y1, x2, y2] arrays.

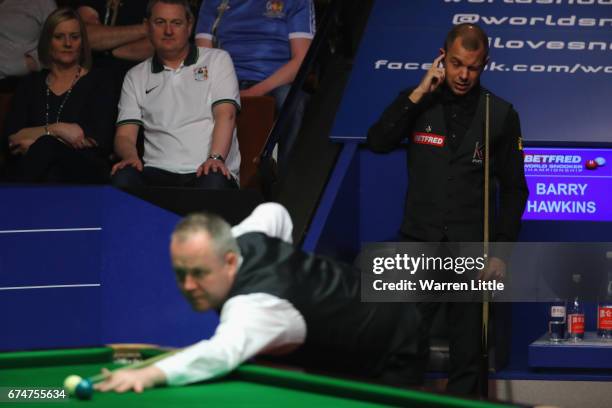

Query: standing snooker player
[[366, 24, 528, 395], [96, 203, 424, 393]]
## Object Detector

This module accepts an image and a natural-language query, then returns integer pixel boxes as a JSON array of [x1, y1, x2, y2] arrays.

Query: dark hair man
[[110, 0, 241, 189], [366, 23, 528, 395]]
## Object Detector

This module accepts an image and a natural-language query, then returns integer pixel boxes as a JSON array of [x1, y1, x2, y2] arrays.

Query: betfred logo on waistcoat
[[412, 132, 445, 147]]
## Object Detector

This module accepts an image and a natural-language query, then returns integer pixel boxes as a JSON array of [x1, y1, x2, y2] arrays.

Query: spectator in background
[[4, 8, 116, 184], [111, 0, 241, 190], [0, 0, 57, 81], [195, 0, 315, 169], [76, 0, 202, 95], [76, 0, 152, 96]]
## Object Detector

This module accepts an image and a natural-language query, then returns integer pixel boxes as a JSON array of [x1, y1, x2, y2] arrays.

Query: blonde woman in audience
[[4, 8, 115, 183]]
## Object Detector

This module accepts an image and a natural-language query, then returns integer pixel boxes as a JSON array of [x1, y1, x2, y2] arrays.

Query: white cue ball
[[63, 375, 83, 396]]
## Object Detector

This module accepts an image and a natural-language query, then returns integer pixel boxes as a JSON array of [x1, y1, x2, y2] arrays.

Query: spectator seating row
[[0, 88, 275, 191]]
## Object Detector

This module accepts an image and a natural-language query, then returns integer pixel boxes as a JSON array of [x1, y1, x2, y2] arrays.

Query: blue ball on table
[[75, 379, 94, 400]]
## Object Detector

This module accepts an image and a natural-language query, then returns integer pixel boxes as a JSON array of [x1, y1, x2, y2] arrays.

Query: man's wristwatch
[[208, 154, 225, 163]]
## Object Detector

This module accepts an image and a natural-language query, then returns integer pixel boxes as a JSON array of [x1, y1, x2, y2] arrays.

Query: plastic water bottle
[[598, 303, 612, 339], [598, 252, 612, 339], [567, 274, 585, 341], [549, 299, 566, 342]]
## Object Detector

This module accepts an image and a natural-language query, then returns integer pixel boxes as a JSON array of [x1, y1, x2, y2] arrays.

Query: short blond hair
[[38, 8, 92, 70]]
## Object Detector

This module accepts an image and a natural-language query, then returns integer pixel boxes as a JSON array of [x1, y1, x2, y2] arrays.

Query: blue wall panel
[[0, 186, 218, 351]]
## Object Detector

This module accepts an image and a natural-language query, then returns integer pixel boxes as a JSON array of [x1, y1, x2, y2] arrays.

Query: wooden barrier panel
[[236, 95, 276, 190]]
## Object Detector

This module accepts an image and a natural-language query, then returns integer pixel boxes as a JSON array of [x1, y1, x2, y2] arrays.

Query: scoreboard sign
[[523, 147, 612, 221]]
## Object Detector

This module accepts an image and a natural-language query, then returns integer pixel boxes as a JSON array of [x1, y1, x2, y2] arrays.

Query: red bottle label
[[568, 314, 585, 334], [598, 306, 612, 330]]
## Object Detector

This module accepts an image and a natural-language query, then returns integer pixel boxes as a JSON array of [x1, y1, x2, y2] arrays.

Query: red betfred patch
[[412, 132, 445, 147]]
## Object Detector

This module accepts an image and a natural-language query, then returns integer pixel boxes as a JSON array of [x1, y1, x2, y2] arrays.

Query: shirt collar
[[151, 43, 199, 73], [440, 82, 481, 107]]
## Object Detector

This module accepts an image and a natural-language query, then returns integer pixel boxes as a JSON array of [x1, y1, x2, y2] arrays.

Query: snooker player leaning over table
[[96, 203, 424, 393]]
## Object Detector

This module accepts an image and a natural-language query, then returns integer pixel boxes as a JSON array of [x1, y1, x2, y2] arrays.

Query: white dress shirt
[[155, 203, 307, 385]]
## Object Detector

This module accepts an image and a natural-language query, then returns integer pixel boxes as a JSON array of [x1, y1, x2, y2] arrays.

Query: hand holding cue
[[65, 348, 182, 399], [88, 348, 181, 383]]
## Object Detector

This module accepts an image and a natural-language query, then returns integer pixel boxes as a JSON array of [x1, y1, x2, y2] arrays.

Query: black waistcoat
[[402, 87, 511, 242], [226, 232, 421, 375]]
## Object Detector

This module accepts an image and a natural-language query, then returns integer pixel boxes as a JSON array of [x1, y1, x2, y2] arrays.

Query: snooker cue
[[87, 348, 181, 384], [480, 92, 491, 397]]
